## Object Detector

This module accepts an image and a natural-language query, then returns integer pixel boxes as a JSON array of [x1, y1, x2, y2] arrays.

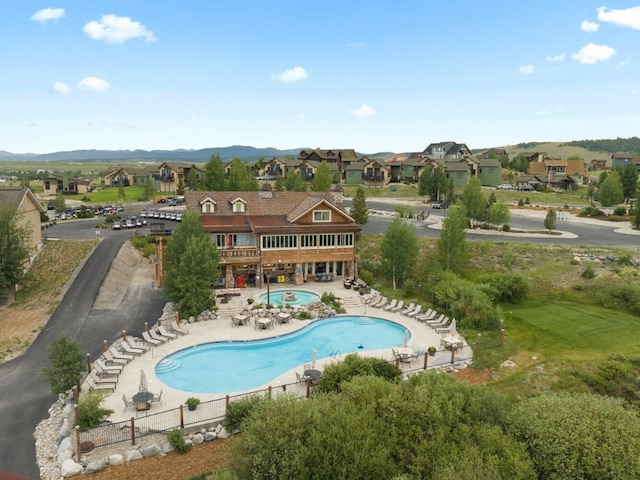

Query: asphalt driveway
[[0, 232, 166, 478]]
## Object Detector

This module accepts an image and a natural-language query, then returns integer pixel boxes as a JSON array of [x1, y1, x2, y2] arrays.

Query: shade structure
[[139, 369, 148, 393], [311, 348, 317, 369], [450, 319, 457, 336], [404, 329, 409, 347]]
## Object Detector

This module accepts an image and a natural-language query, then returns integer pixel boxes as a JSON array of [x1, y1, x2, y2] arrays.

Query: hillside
[[500, 142, 610, 163]]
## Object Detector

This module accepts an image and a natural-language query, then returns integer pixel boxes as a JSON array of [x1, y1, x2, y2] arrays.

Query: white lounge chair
[[416, 309, 435, 322], [407, 305, 423, 318], [171, 319, 189, 335], [86, 371, 117, 391], [109, 346, 134, 363], [384, 299, 398, 311], [102, 350, 128, 366], [148, 329, 169, 344], [142, 331, 161, 346], [390, 300, 405, 312], [426, 314, 446, 326], [158, 325, 177, 340], [94, 358, 123, 374], [437, 318, 457, 335], [372, 296, 387, 308], [431, 317, 450, 331], [121, 340, 145, 356], [401, 303, 416, 315]]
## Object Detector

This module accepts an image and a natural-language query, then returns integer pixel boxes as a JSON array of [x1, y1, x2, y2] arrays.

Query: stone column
[[294, 263, 303, 285], [225, 265, 234, 288]]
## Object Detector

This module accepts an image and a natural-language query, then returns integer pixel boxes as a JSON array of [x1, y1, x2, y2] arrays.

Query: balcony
[[219, 247, 259, 262], [159, 174, 175, 182]]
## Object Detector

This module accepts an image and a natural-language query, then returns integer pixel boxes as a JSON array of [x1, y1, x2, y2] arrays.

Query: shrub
[[502, 223, 511, 232], [316, 354, 401, 393], [518, 198, 524, 206], [225, 395, 265, 432], [297, 311, 312, 320], [167, 429, 191, 453], [77, 390, 114, 430], [358, 269, 374, 286], [581, 265, 595, 279], [524, 196, 530, 204], [478, 272, 530, 303], [579, 206, 604, 217], [613, 206, 627, 216], [359, 258, 378, 274], [76, 206, 94, 218]]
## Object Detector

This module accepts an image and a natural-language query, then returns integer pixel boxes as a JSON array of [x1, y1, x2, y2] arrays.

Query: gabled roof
[[298, 148, 357, 161], [287, 197, 351, 223], [158, 162, 204, 173], [422, 141, 471, 157], [469, 157, 501, 167], [0, 187, 46, 214], [443, 161, 470, 172], [41, 173, 90, 185]]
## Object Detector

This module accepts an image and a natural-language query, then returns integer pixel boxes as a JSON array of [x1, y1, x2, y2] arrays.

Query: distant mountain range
[[0, 146, 308, 163]]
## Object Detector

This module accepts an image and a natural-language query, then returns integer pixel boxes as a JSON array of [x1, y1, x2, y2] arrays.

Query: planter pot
[[187, 404, 197, 411], [428, 351, 436, 357]]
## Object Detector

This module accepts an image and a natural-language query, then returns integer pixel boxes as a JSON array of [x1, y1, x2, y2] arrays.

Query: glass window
[[313, 210, 331, 222]]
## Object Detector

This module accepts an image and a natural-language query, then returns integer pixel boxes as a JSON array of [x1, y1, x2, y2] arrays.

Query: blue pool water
[[256, 289, 320, 307], [155, 316, 409, 394]]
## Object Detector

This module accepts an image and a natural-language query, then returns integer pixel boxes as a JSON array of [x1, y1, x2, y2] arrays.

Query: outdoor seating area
[[343, 277, 368, 291]]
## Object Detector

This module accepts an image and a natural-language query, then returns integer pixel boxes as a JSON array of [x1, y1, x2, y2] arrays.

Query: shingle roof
[[0, 187, 45, 214]]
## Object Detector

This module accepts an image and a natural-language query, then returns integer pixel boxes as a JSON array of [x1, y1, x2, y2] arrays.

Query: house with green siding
[[466, 157, 502, 186], [443, 161, 471, 189]]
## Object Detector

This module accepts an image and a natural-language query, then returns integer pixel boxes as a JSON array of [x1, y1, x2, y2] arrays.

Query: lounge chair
[[152, 389, 163, 406], [171, 319, 189, 335], [437, 318, 457, 335], [86, 371, 117, 391], [109, 346, 134, 363], [149, 328, 169, 344], [390, 300, 405, 312], [416, 309, 435, 322], [158, 325, 177, 340], [401, 303, 415, 315], [384, 299, 398, 311], [431, 317, 450, 331], [121, 340, 145, 356], [102, 350, 128, 366], [94, 358, 123, 375], [426, 313, 446, 325], [372, 296, 387, 308], [407, 305, 423, 318], [142, 331, 162, 346], [122, 394, 135, 412]]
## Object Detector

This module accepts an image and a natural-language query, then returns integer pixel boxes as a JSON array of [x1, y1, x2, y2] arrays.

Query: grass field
[[81, 186, 149, 203]]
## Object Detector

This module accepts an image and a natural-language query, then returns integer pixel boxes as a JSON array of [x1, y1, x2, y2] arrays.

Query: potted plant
[[428, 346, 437, 356], [185, 397, 200, 411]]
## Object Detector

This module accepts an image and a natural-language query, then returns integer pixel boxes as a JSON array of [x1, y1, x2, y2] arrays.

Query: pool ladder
[[330, 349, 341, 357]]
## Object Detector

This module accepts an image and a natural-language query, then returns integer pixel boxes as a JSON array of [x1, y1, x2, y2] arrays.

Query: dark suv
[[432, 200, 450, 209]]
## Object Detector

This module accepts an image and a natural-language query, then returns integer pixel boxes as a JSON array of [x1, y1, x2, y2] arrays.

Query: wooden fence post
[[423, 352, 428, 370], [130, 417, 136, 446], [267, 386, 272, 399], [225, 395, 230, 411], [179, 405, 184, 428], [103, 340, 108, 352], [450, 345, 456, 365], [86, 353, 91, 373], [477, 333, 482, 356], [122, 330, 127, 341], [72, 385, 79, 403], [306, 379, 311, 398], [501, 328, 505, 346], [75, 425, 81, 458]]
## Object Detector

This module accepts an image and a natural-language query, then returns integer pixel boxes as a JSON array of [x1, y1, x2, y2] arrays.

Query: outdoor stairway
[[341, 296, 367, 312], [215, 302, 241, 320]]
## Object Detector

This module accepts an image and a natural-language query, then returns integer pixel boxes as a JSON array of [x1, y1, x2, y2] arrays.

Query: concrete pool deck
[[98, 281, 471, 421]]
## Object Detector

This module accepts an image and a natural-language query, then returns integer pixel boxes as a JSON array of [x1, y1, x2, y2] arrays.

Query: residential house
[[521, 152, 546, 163], [589, 159, 608, 171], [298, 160, 340, 183], [0, 187, 46, 260], [181, 189, 361, 288], [611, 152, 640, 172], [385, 155, 425, 183], [42, 173, 90, 196], [466, 157, 502, 187], [263, 157, 301, 178], [355, 157, 390, 187], [103, 166, 154, 187], [526, 157, 588, 190], [155, 163, 204, 193], [443, 161, 472, 189], [298, 148, 358, 182], [477, 147, 508, 158], [422, 142, 471, 160]]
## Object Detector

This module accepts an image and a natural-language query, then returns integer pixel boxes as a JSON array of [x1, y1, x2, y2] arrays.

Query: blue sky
[[2, 1, 640, 154]]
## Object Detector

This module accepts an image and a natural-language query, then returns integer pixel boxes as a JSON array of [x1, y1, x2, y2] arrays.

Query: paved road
[[0, 229, 166, 478]]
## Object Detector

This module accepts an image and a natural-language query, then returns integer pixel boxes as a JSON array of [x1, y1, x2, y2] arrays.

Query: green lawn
[[507, 301, 640, 361], [80, 186, 149, 203]]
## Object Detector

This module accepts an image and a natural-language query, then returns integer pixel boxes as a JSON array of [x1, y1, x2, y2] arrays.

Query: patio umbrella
[[139, 369, 148, 393], [404, 328, 409, 347], [449, 319, 457, 336], [311, 348, 317, 369]]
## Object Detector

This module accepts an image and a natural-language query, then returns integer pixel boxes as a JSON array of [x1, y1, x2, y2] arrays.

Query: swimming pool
[[155, 316, 409, 394], [256, 289, 320, 307]]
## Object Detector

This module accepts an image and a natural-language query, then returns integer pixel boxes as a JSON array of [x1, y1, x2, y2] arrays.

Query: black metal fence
[[77, 343, 479, 450]]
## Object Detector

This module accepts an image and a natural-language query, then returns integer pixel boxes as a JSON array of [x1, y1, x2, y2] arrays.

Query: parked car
[[432, 200, 450, 209], [496, 184, 514, 190], [125, 219, 135, 229], [112, 221, 122, 230], [518, 184, 534, 191], [135, 218, 143, 227], [175, 213, 182, 222]]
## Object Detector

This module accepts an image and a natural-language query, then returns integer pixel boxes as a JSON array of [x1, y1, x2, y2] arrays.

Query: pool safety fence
[[77, 343, 477, 449]]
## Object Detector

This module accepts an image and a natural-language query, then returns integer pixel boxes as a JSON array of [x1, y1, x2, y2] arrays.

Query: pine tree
[[544, 208, 557, 232], [350, 187, 369, 224]]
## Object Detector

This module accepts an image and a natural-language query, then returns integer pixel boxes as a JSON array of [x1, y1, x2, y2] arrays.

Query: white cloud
[[546, 53, 566, 63], [519, 65, 535, 75], [581, 20, 599, 32], [83, 14, 156, 43], [272, 66, 308, 83], [30, 8, 65, 23], [598, 6, 640, 30], [349, 104, 376, 118], [537, 107, 564, 116], [77, 77, 111, 92], [51, 81, 69, 94], [346, 42, 364, 48], [571, 43, 616, 64]]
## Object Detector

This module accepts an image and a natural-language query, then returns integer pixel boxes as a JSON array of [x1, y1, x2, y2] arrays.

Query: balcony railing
[[219, 248, 259, 260]]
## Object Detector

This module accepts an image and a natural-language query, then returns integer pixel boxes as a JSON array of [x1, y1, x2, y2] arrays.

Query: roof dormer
[[229, 196, 247, 213], [200, 196, 216, 213]]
